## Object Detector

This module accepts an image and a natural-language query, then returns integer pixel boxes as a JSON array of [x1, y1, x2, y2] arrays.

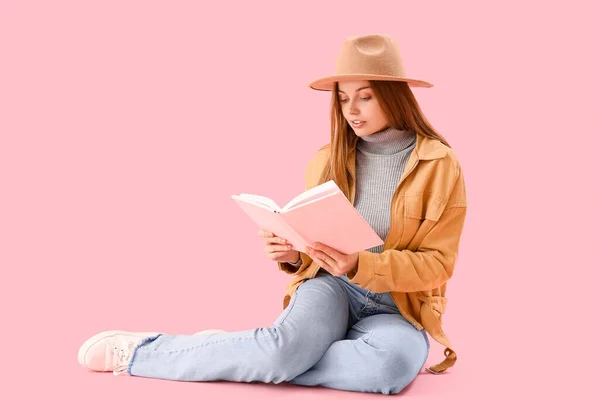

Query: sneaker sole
[[77, 330, 160, 368]]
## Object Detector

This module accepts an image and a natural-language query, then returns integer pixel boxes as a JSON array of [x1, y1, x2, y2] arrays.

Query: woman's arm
[[347, 165, 467, 293]]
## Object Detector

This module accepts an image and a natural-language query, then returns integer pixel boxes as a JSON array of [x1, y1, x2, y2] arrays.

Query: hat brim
[[308, 74, 433, 91]]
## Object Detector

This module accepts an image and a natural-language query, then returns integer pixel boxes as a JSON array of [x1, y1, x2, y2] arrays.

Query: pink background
[[1, 0, 598, 398]]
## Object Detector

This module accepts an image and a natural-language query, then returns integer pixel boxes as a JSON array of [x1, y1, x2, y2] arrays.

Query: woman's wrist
[[288, 251, 302, 266]]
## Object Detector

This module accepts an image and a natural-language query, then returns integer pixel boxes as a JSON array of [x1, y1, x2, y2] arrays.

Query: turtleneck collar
[[356, 126, 416, 155]]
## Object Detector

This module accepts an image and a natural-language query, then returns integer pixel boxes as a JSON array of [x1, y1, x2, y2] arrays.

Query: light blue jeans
[[128, 270, 430, 395]]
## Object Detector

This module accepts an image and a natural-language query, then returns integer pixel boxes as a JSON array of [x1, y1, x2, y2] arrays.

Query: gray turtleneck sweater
[[354, 127, 416, 253], [288, 127, 416, 267]]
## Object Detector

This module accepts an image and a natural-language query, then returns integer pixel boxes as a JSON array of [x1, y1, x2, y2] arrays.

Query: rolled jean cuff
[[127, 333, 163, 375]]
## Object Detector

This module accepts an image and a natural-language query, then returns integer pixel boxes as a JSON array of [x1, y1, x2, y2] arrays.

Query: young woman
[[78, 34, 467, 395]]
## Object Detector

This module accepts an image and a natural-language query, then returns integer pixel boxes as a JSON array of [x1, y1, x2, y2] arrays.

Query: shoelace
[[112, 340, 135, 376]]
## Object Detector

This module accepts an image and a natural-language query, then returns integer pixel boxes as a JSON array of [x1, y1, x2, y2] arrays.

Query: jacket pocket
[[400, 193, 444, 250], [404, 192, 445, 222]]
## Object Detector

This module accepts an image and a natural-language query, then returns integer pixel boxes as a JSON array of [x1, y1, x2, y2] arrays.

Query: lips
[[351, 120, 365, 127]]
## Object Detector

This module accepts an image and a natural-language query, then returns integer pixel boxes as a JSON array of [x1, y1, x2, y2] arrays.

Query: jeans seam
[[155, 333, 278, 353], [351, 327, 374, 345], [357, 299, 370, 319], [363, 330, 375, 345], [275, 286, 299, 326], [331, 276, 351, 306]]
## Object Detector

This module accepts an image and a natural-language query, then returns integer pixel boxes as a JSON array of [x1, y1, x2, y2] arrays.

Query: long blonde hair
[[318, 80, 451, 200]]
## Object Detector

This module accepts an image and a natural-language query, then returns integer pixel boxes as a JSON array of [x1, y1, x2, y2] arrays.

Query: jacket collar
[[346, 133, 447, 204], [348, 133, 447, 168], [413, 133, 448, 160]]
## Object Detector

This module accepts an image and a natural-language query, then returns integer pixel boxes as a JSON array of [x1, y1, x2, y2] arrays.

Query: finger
[[313, 243, 342, 262], [307, 248, 336, 268], [268, 251, 294, 260], [266, 244, 293, 254], [258, 229, 274, 238], [265, 236, 288, 246], [310, 253, 325, 268], [312, 257, 335, 275], [257, 230, 288, 244]]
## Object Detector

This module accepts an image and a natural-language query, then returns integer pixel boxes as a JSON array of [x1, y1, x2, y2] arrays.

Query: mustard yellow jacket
[[278, 133, 468, 374]]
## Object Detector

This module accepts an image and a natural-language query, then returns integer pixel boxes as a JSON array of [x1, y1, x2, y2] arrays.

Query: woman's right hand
[[258, 229, 300, 264]]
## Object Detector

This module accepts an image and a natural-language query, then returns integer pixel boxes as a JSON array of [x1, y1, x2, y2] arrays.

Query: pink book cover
[[232, 180, 383, 255]]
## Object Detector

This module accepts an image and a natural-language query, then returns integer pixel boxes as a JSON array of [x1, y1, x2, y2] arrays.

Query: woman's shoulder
[[434, 140, 467, 203], [308, 143, 332, 165], [317, 142, 332, 154], [430, 138, 463, 175], [302, 144, 331, 187]]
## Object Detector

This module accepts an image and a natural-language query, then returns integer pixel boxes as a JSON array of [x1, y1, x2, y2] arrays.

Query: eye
[[340, 97, 371, 103]]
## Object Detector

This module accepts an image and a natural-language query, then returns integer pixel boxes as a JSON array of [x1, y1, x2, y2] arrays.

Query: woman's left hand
[[305, 242, 359, 277]]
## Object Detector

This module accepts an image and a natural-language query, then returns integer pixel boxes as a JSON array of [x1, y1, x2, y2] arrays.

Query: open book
[[232, 180, 383, 255]]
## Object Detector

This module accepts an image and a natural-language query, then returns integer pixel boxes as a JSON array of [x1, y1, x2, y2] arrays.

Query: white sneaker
[[78, 330, 159, 375], [193, 329, 227, 335]]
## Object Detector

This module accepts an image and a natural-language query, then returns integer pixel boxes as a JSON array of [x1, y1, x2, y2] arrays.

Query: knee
[[301, 273, 345, 297], [264, 326, 331, 382], [371, 351, 425, 395], [268, 339, 324, 382]]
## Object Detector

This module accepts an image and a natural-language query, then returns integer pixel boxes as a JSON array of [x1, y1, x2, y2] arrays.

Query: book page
[[236, 194, 281, 211], [283, 191, 338, 212], [282, 180, 339, 211], [231, 197, 308, 252]]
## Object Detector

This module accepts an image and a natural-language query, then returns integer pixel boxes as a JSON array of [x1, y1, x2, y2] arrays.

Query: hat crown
[[335, 34, 407, 77], [308, 33, 433, 90]]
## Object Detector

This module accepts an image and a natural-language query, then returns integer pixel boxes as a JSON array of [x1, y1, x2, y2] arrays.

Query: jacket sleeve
[[347, 163, 467, 293], [277, 256, 302, 274], [278, 251, 314, 275]]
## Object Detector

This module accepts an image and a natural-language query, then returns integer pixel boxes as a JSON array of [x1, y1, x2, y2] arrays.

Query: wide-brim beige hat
[[308, 34, 433, 91]]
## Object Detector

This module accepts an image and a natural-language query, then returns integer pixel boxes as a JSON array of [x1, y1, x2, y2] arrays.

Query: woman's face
[[337, 80, 389, 137]]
